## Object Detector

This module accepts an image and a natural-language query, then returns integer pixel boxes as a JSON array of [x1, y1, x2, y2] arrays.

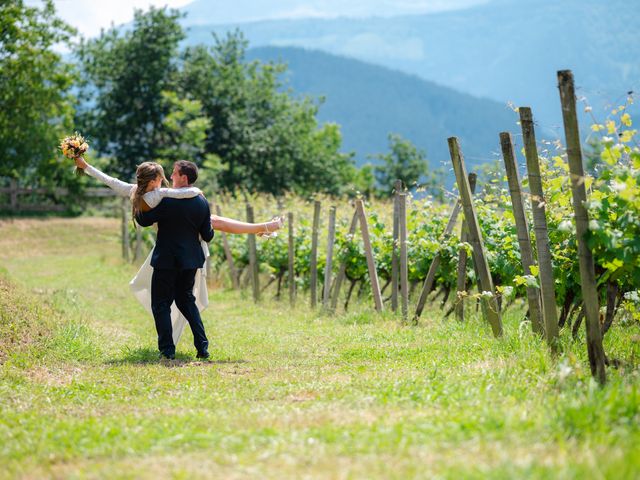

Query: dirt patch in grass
[[25, 365, 85, 387]]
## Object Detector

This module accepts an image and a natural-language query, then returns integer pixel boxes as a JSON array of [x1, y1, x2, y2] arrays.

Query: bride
[[73, 156, 283, 348]]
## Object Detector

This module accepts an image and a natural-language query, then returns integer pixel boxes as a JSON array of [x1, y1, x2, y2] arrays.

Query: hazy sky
[[26, 0, 192, 38], [29, 0, 488, 39]]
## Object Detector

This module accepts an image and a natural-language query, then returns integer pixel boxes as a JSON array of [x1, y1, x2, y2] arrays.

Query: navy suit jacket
[[135, 195, 214, 270]]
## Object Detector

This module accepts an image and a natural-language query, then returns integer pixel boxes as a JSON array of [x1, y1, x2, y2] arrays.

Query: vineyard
[[188, 72, 640, 385], [3, 0, 640, 474]]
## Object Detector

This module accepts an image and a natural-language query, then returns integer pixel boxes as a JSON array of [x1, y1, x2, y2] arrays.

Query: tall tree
[[0, 0, 75, 182], [372, 133, 441, 198], [75, 7, 185, 179], [180, 31, 356, 195]]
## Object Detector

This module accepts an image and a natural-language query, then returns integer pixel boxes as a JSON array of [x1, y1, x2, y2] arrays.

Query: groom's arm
[[136, 201, 167, 227], [199, 200, 214, 242]]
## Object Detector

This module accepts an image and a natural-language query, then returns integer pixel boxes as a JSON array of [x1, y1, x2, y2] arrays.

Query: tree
[[156, 91, 225, 194], [180, 31, 356, 196], [349, 163, 376, 198], [155, 91, 210, 164], [75, 7, 185, 179], [372, 133, 441, 197], [0, 0, 76, 183]]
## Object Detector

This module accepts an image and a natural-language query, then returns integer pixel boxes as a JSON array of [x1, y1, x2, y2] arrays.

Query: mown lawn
[[0, 217, 638, 479]]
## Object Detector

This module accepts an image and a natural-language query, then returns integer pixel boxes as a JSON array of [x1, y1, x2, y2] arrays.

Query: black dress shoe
[[159, 352, 175, 360], [196, 350, 210, 359]]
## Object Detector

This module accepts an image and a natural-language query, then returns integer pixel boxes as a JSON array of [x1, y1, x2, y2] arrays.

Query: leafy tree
[[180, 31, 356, 196], [349, 163, 376, 198], [371, 133, 439, 197], [0, 0, 75, 183], [155, 91, 210, 163], [75, 7, 185, 179]]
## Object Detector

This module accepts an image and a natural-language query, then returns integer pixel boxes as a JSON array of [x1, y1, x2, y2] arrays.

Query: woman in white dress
[[73, 156, 283, 347]]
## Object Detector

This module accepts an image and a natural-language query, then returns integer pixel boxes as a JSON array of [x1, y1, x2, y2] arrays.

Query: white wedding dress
[[84, 165, 209, 346]]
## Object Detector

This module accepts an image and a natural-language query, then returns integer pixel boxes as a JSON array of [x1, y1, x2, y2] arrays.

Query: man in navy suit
[[136, 160, 214, 360]]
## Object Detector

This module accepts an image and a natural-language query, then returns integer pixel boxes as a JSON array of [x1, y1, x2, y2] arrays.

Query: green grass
[[0, 217, 638, 479]]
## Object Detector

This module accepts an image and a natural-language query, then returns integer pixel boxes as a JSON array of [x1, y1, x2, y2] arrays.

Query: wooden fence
[[0, 179, 115, 212]]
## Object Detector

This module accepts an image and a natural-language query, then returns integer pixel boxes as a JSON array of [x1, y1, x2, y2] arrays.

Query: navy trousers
[[150, 268, 209, 356]]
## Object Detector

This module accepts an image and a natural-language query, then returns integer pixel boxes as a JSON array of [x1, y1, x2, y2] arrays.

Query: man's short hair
[[174, 160, 198, 184]]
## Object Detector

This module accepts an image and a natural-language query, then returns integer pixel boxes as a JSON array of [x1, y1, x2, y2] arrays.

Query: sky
[[28, 0, 487, 39], [26, 0, 192, 38]]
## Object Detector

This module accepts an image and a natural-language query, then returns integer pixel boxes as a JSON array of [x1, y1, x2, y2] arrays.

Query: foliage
[[371, 133, 444, 199], [180, 31, 357, 196], [584, 98, 640, 291], [75, 7, 185, 178], [154, 91, 211, 166], [0, 0, 76, 188]]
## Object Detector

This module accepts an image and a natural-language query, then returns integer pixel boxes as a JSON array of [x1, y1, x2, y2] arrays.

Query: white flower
[[558, 220, 573, 232], [624, 291, 640, 303], [611, 180, 626, 192]]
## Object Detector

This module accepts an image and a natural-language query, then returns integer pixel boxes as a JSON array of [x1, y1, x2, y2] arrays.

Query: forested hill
[[185, 0, 639, 135], [246, 46, 516, 171]]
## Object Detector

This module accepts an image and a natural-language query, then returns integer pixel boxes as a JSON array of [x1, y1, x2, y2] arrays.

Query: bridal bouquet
[[59, 133, 89, 176]]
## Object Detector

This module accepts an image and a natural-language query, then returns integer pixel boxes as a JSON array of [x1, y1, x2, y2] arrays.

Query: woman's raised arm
[[74, 157, 134, 197]]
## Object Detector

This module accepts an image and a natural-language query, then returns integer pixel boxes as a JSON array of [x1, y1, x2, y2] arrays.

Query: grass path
[[0, 218, 639, 479]]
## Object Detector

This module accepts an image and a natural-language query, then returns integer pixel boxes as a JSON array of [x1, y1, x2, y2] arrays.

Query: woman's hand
[[258, 215, 285, 238], [74, 156, 88, 170]]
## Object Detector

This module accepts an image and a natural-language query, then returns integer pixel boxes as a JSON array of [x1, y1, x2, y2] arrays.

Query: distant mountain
[[183, 0, 639, 134], [246, 46, 516, 172], [181, 0, 489, 25]]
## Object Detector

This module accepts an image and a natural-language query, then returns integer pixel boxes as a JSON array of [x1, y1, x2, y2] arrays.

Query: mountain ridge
[[183, 0, 639, 132], [246, 46, 517, 172]]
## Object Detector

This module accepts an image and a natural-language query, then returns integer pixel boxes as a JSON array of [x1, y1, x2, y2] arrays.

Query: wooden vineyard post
[[310, 200, 321, 308], [288, 212, 295, 306], [216, 204, 239, 289], [391, 179, 403, 312], [449, 137, 503, 337], [121, 197, 130, 262], [323, 206, 337, 309], [413, 198, 462, 323], [356, 200, 384, 312], [558, 70, 606, 384], [500, 132, 544, 335], [519, 107, 560, 344], [246, 204, 260, 303], [455, 173, 477, 322], [398, 193, 409, 320], [330, 209, 359, 311]]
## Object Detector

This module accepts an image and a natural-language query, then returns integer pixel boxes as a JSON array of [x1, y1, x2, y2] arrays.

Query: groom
[[136, 160, 214, 360]]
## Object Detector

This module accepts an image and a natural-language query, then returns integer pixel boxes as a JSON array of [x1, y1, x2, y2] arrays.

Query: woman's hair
[[131, 162, 169, 218]]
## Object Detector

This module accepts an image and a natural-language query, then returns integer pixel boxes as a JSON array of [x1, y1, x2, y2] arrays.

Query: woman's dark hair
[[174, 160, 198, 184]]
